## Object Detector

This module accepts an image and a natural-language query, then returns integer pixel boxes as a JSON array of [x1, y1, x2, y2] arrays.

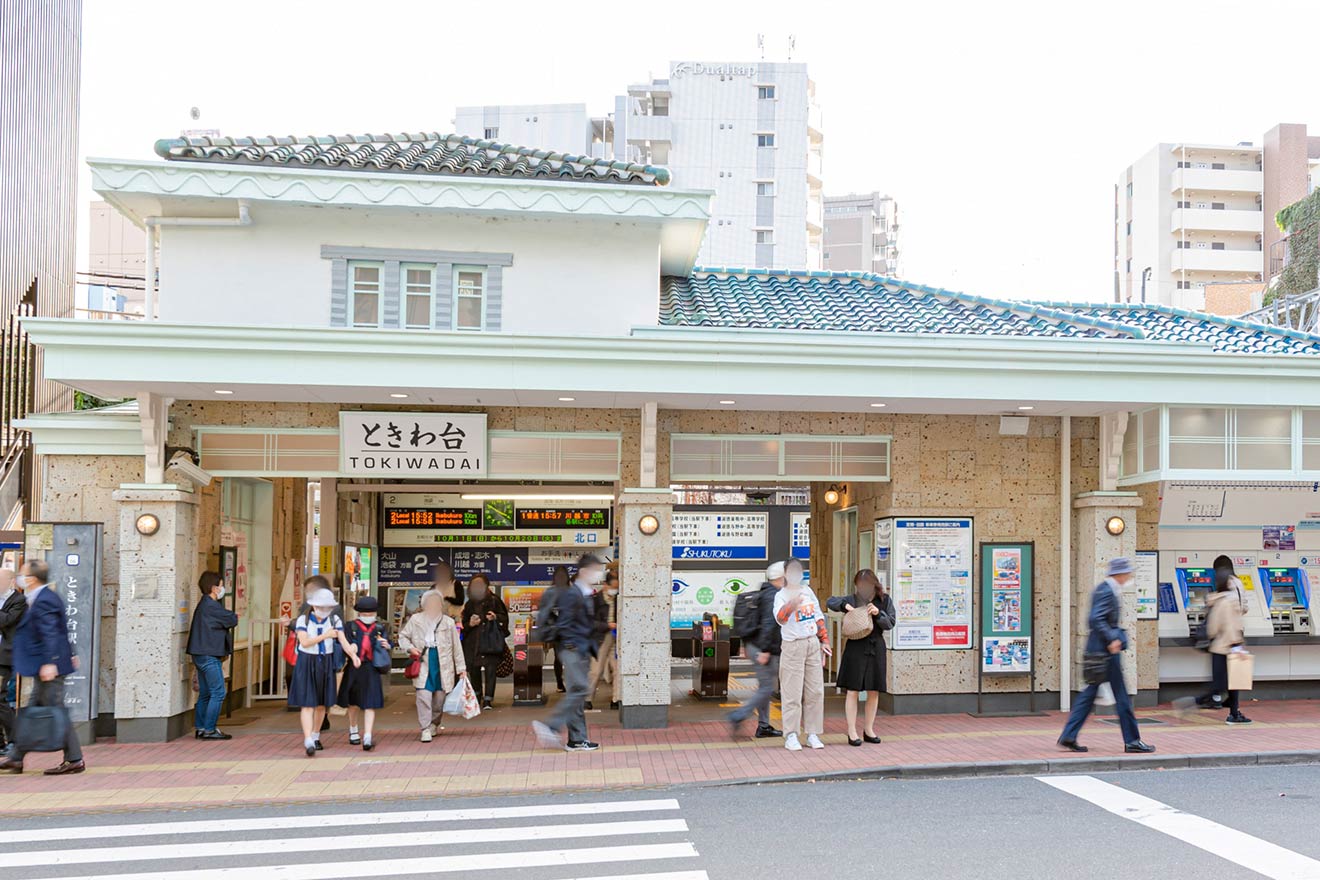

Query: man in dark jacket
[[186, 571, 239, 740], [1058, 557, 1155, 754], [0, 560, 83, 774], [727, 561, 786, 739], [532, 553, 604, 752], [0, 567, 25, 750]]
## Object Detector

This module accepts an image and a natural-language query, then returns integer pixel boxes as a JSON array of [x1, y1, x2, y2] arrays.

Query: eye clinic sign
[[339, 412, 486, 477]]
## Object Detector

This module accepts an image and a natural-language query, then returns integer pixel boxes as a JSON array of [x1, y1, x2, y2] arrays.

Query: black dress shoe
[[848, 737, 863, 747], [1058, 739, 1089, 753], [200, 730, 232, 741], [609, 701, 621, 710], [754, 725, 783, 738], [314, 740, 324, 750], [43, 760, 85, 775], [362, 740, 375, 752], [194, 729, 204, 739], [863, 733, 882, 744], [1124, 740, 1156, 753], [305, 743, 317, 757], [0, 757, 23, 773]]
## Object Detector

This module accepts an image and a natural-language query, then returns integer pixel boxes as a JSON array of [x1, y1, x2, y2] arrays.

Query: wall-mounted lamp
[[638, 514, 661, 536], [823, 483, 846, 506], [1105, 516, 1126, 536], [135, 513, 161, 536]]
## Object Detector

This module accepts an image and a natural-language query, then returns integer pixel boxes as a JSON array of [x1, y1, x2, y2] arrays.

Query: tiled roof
[[660, 269, 1320, 356], [153, 132, 669, 186]]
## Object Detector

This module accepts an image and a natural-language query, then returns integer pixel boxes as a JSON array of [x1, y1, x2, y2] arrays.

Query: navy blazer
[[12, 586, 76, 678], [0, 587, 26, 667], [1085, 578, 1129, 655]]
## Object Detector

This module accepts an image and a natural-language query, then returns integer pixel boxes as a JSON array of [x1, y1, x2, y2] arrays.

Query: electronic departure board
[[515, 508, 611, 530], [385, 508, 481, 529]]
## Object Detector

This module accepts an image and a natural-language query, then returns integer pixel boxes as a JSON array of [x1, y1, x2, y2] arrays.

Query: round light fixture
[[823, 483, 844, 506], [1106, 516, 1126, 536], [135, 513, 161, 536], [638, 514, 661, 536]]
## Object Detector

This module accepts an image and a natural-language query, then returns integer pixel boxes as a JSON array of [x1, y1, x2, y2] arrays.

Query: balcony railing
[[1170, 207, 1262, 234], [1170, 167, 1263, 193]]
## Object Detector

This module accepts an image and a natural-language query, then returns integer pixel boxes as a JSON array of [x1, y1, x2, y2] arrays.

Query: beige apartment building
[[85, 200, 148, 316], [1114, 122, 1320, 309], [821, 192, 899, 275]]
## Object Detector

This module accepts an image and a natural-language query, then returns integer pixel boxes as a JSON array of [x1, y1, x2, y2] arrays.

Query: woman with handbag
[[398, 590, 466, 743], [1206, 564, 1252, 724], [289, 585, 360, 757], [461, 574, 510, 711], [336, 596, 392, 750], [826, 569, 896, 746]]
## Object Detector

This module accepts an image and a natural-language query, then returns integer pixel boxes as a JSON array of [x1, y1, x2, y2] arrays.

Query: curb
[[706, 749, 1320, 788]]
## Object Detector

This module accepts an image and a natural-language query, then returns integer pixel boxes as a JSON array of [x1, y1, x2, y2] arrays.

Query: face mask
[[215, 587, 226, 600], [605, 588, 618, 598], [358, 615, 376, 625], [312, 606, 334, 617]]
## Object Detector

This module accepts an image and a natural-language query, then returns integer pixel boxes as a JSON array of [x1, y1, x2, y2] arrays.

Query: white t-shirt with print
[[774, 587, 825, 642]]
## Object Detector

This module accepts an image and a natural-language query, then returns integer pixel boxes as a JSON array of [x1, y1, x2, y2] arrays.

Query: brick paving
[[1, 695, 1317, 816]]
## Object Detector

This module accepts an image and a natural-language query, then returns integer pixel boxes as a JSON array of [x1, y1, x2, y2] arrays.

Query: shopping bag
[[1227, 651, 1254, 691], [1095, 682, 1116, 706], [443, 685, 466, 716], [15, 705, 70, 754], [460, 677, 482, 720]]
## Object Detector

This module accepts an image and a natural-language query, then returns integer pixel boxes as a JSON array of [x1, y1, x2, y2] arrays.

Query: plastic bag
[[442, 685, 466, 716], [1095, 682, 1116, 706], [460, 676, 482, 720]]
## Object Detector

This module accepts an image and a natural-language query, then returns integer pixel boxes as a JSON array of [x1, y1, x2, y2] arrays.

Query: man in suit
[[0, 567, 26, 750], [0, 559, 84, 774], [1058, 557, 1155, 754], [186, 571, 239, 740]]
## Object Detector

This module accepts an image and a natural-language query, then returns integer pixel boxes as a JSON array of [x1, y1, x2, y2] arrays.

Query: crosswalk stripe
[[2, 818, 689, 869], [1039, 775, 1320, 880], [4, 797, 681, 844], [565, 874, 708, 880], [85, 842, 701, 880]]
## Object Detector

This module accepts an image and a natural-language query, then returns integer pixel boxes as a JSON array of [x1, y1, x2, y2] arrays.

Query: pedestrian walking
[[0, 560, 84, 775], [432, 562, 466, 624], [1058, 557, 1155, 754], [336, 596, 391, 750], [548, 565, 570, 693], [826, 569, 895, 746], [461, 574, 509, 710], [289, 584, 360, 756], [398, 590, 466, 742], [185, 571, 239, 741], [0, 567, 26, 752], [727, 561, 785, 739], [1205, 558, 1252, 724], [774, 558, 831, 751], [586, 570, 621, 711], [531, 553, 604, 752]]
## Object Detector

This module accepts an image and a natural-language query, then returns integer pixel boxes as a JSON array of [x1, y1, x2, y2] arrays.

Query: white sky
[[79, 0, 1317, 303]]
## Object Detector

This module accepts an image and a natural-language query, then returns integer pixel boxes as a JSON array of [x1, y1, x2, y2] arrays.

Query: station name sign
[[339, 412, 486, 478]]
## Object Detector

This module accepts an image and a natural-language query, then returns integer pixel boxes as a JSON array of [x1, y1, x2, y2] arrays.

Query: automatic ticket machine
[[1158, 555, 1275, 640], [1256, 567, 1313, 635]]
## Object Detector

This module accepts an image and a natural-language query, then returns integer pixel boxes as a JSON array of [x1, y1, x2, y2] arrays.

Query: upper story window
[[483, 127, 499, 140], [756, 181, 775, 197], [755, 230, 774, 244], [757, 133, 776, 148], [350, 262, 383, 328], [757, 85, 776, 100], [403, 264, 434, 330], [454, 267, 486, 331]]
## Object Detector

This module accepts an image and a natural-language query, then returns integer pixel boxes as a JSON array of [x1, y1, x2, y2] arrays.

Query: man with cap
[[531, 553, 606, 751], [1058, 557, 1155, 753], [727, 561, 785, 739]]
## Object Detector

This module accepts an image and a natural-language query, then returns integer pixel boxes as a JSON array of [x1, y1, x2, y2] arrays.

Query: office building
[[1114, 123, 1320, 309], [822, 192, 899, 275], [455, 61, 825, 269], [85, 200, 148, 316]]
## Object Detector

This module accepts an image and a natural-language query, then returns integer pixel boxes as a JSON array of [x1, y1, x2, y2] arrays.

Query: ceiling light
[[1018, 406, 1034, 411], [719, 400, 736, 405], [459, 493, 615, 501], [214, 389, 233, 395], [558, 397, 576, 402], [869, 402, 886, 408], [389, 393, 408, 399]]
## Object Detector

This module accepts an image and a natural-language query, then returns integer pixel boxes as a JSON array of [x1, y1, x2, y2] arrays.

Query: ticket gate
[[511, 621, 545, 706], [1257, 567, 1314, 635], [691, 617, 731, 699]]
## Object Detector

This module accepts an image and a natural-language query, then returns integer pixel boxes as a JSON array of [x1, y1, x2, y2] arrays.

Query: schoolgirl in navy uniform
[[337, 595, 391, 750], [289, 581, 359, 756]]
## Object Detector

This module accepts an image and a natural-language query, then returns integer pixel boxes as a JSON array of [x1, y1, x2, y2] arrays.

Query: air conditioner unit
[[999, 416, 1030, 436]]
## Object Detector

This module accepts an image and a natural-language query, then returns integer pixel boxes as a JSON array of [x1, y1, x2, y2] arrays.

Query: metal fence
[[244, 619, 289, 706]]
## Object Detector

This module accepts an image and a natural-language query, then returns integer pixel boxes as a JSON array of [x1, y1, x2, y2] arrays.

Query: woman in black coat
[[826, 569, 895, 747], [461, 574, 509, 710]]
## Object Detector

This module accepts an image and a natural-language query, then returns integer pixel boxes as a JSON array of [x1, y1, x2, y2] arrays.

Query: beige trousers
[[778, 638, 825, 736], [415, 689, 445, 731]]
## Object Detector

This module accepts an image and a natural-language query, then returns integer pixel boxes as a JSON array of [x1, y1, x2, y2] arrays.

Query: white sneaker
[[807, 734, 825, 750], [784, 733, 802, 751], [420, 728, 433, 743], [531, 720, 562, 750]]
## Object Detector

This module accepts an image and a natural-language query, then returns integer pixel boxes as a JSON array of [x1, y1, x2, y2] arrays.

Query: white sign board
[[790, 512, 810, 560], [339, 412, 486, 478], [1135, 550, 1159, 619], [672, 512, 769, 561], [890, 518, 974, 649]]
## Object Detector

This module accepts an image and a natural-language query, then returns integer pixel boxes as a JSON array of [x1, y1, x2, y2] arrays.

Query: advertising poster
[[1263, 525, 1296, 551], [672, 512, 769, 561], [387, 586, 430, 638], [891, 519, 974, 649], [979, 542, 1033, 673], [344, 545, 372, 594], [670, 570, 760, 628], [1134, 550, 1159, 619]]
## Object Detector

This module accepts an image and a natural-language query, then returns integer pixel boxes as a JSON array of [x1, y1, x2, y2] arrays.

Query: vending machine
[[1255, 567, 1313, 635]]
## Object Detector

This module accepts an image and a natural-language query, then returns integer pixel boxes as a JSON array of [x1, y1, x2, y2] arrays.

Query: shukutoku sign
[[339, 412, 486, 477]]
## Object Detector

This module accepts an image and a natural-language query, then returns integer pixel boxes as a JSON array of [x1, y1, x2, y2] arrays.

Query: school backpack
[[731, 588, 764, 640]]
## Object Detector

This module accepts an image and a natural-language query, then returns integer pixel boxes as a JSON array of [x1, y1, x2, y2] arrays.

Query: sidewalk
[[2, 696, 1317, 817]]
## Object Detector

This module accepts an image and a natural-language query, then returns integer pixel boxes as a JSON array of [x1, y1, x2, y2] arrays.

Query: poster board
[[979, 542, 1033, 674], [1134, 550, 1159, 620], [889, 518, 974, 649], [670, 570, 759, 627], [672, 512, 769, 561]]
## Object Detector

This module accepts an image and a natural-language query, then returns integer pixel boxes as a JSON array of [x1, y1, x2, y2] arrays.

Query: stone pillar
[[112, 486, 200, 742], [1071, 491, 1142, 698], [616, 489, 673, 729]]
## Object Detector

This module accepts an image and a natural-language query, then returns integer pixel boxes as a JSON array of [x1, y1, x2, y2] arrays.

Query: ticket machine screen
[[1257, 567, 1312, 634], [1176, 568, 1215, 625]]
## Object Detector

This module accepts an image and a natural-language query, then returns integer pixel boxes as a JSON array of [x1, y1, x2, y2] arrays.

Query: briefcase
[[1227, 651, 1254, 691], [15, 705, 70, 753]]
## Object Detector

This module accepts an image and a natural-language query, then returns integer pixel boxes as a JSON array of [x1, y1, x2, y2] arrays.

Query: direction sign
[[379, 547, 582, 584]]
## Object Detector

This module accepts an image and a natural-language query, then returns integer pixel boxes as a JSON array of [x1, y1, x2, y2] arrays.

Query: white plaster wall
[[157, 203, 663, 336]]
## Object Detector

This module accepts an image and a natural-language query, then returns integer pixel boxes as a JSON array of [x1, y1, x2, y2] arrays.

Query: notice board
[[889, 518, 974, 649], [980, 542, 1034, 674]]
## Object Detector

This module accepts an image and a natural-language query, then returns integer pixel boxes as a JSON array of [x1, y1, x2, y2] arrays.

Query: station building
[[17, 131, 1320, 741]]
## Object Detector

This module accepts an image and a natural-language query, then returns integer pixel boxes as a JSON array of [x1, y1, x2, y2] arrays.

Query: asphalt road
[[3, 764, 1319, 879]]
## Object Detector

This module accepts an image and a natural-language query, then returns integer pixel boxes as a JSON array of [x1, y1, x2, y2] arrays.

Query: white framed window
[[483, 127, 499, 140], [454, 266, 486, 331], [756, 133, 776, 148], [756, 181, 775, 197], [349, 262, 383, 328], [402, 263, 434, 330], [755, 229, 774, 244], [757, 85, 776, 100]]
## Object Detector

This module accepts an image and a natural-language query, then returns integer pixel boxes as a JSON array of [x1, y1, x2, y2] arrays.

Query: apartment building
[[454, 61, 825, 269], [1115, 123, 1320, 309], [822, 192, 899, 275], [85, 200, 148, 316]]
